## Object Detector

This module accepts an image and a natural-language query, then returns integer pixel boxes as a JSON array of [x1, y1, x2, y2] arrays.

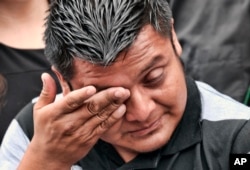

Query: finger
[[80, 88, 129, 130], [96, 104, 126, 132], [85, 87, 130, 117], [34, 73, 57, 110], [32, 86, 97, 139], [53, 86, 97, 114], [77, 104, 126, 139], [55, 88, 129, 135]]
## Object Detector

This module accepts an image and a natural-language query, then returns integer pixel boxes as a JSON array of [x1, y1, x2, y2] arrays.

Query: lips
[[129, 119, 161, 137]]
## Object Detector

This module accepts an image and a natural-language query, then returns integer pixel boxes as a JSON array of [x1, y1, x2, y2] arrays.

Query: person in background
[[0, 0, 61, 143], [0, 0, 250, 169], [167, 0, 250, 106]]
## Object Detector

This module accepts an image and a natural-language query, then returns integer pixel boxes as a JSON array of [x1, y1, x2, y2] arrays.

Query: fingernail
[[114, 88, 130, 98], [113, 104, 126, 118], [114, 90, 122, 98]]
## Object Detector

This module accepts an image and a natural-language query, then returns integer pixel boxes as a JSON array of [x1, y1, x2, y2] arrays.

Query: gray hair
[[44, 0, 172, 80]]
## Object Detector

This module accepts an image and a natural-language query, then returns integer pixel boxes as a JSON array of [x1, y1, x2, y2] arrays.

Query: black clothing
[[0, 43, 61, 143], [76, 78, 202, 170], [14, 77, 250, 170]]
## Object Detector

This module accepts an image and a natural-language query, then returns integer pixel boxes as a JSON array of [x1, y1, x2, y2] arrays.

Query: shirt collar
[[161, 76, 202, 155], [94, 77, 202, 169]]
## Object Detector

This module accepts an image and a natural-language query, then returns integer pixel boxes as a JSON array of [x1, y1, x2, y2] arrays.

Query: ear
[[52, 66, 71, 95], [171, 19, 182, 57]]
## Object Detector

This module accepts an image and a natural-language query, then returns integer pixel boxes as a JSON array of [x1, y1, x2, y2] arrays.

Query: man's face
[[69, 25, 187, 161]]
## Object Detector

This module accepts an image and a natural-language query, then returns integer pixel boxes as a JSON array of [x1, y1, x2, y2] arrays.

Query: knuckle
[[96, 111, 109, 121], [87, 101, 100, 115], [40, 90, 50, 99], [107, 95, 121, 108], [78, 130, 96, 145], [99, 119, 112, 130], [65, 95, 81, 109], [109, 102, 120, 111], [63, 122, 77, 135]]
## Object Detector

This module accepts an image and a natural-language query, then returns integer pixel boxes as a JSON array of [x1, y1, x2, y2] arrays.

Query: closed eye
[[143, 67, 164, 87]]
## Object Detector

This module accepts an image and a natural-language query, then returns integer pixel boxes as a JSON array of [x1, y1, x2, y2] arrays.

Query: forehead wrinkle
[[121, 27, 165, 77], [119, 35, 153, 74]]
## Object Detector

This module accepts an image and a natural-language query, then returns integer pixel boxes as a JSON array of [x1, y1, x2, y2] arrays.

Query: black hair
[[44, 0, 172, 80]]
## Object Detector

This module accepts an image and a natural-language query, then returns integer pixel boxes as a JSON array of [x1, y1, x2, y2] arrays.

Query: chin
[[129, 132, 170, 153]]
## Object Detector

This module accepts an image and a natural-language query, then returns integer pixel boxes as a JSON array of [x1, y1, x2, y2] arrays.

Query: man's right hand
[[18, 73, 130, 170]]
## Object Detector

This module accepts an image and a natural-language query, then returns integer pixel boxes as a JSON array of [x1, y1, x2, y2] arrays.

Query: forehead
[[71, 25, 173, 87]]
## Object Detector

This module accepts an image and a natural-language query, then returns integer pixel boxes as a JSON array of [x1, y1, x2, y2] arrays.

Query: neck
[[0, 0, 49, 49], [114, 146, 138, 163], [0, 0, 48, 22]]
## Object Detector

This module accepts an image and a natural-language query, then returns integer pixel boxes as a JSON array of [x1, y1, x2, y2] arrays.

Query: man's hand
[[18, 73, 130, 170]]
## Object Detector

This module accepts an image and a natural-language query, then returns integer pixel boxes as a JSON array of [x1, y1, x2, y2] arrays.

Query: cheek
[[156, 73, 187, 114]]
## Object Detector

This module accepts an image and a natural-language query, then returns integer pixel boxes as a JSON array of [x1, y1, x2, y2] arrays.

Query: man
[[1, 0, 250, 169]]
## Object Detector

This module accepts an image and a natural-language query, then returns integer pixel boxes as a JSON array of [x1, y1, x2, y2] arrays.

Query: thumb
[[34, 73, 57, 110]]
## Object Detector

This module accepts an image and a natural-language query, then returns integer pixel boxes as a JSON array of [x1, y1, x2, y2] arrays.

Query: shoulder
[[196, 81, 250, 121], [15, 94, 63, 140], [0, 119, 30, 169], [15, 102, 35, 140], [196, 81, 250, 154]]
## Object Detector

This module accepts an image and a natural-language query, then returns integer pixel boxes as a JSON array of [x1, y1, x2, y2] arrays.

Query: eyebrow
[[139, 55, 164, 75], [68, 56, 165, 92], [89, 56, 165, 91]]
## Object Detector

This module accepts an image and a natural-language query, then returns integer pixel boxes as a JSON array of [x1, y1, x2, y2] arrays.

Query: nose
[[125, 88, 155, 122]]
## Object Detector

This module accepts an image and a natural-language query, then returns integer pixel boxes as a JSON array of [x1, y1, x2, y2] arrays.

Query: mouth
[[129, 119, 161, 137]]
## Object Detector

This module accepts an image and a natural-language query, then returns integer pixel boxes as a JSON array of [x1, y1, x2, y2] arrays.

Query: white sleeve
[[0, 119, 83, 170], [0, 119, 30, 170]]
